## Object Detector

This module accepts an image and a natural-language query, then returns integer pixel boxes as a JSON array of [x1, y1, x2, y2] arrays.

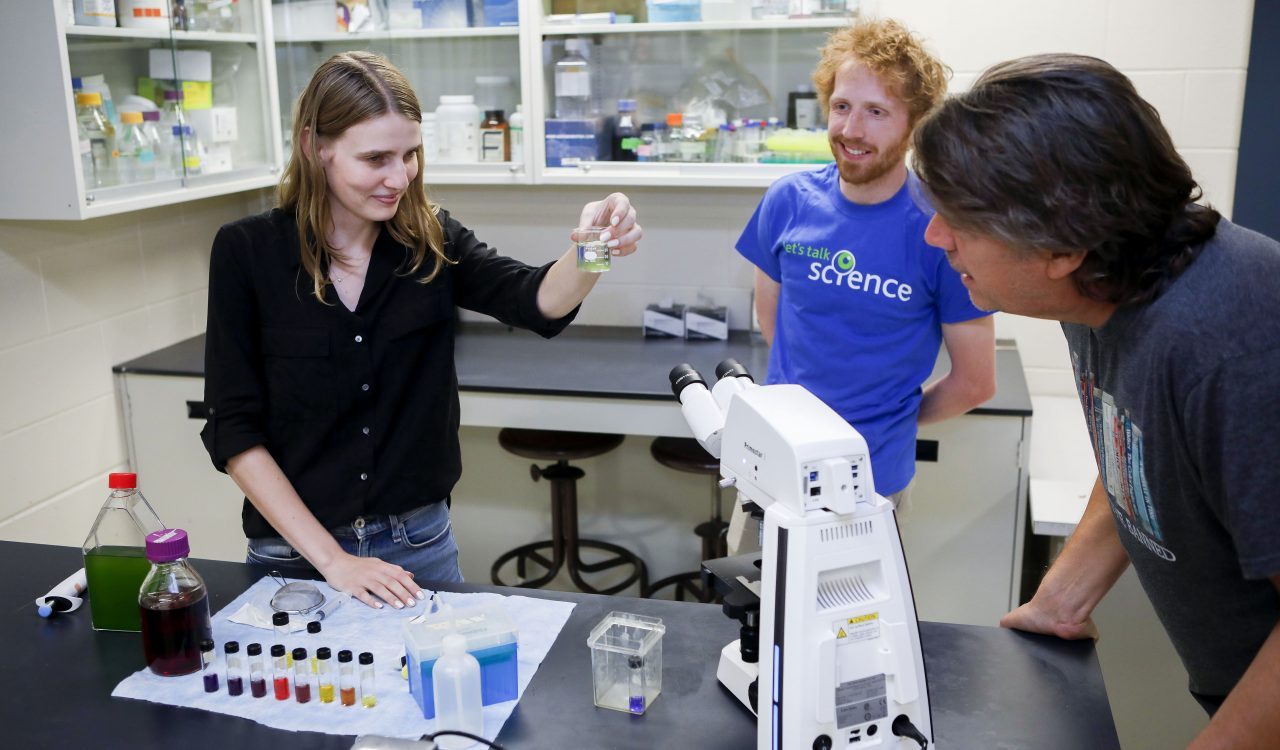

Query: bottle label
[[555, 70, 590, 98], [480, 130, 505, 162], [183, 156, 201, 169]]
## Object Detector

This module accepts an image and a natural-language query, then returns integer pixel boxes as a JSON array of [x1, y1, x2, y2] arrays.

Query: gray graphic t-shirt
[[1062, 218, 1280, 698]]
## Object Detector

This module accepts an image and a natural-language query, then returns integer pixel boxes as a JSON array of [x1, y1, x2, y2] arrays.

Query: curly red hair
[[813, 18, 950, 124]]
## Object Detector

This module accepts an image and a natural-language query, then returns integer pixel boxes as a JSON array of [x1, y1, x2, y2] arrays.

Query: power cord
[[891, 714, 929, 749], [427, 730, 507, 750]]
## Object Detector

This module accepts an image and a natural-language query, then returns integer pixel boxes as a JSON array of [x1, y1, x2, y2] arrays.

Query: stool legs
[[645, 475, 729, 603], [491, 460, 648, 596]]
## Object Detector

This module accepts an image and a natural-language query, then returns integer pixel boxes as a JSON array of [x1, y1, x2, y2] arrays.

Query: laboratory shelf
[[536, 160, 823, 187], [423, 160, 529, 185], [66, 26, 259, 44], [274, 27, 520, 43], [79, 169, 279, 220], [538, 17, 852, 36]]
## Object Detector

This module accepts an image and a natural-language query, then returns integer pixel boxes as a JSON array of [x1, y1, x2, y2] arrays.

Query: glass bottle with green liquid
[[82, 472, 164, 631]]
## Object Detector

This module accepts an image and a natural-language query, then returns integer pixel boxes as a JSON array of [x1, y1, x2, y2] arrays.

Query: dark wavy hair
[[911, 53, 1220, 305]]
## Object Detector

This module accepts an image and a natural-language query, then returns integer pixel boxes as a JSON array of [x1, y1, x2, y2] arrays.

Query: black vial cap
[[224, 641, 240, 654], [292, 647, 307, 661], [358, 652, 374, 665], [307, 621, 322, 634], [200, 638, 215, 652], [270, 644, 286, 657], [337, 650, 353, 663], [247, 643, 262, 656], [316, 647, 332, 660], [272, 612, 290, 626]]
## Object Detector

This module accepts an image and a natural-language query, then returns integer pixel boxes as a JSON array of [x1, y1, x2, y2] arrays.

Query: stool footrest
[[492, 539, 648, 596]]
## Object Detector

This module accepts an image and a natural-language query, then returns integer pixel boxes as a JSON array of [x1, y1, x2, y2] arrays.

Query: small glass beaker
[[575, 226, 611, 273]]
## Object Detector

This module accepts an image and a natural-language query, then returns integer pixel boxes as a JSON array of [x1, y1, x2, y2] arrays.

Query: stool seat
[[499, 429, 625, 462], [491, 429, 646, 596], [644, 437, 727, 603], [650, 436, 718, 474]]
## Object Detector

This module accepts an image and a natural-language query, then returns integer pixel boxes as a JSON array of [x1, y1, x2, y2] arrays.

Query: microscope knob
[[812, 736, 833, 750]]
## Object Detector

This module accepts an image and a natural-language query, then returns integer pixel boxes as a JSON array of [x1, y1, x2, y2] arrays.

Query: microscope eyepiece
[[715, 358, 754, 382], [669, 363, 707, 399]]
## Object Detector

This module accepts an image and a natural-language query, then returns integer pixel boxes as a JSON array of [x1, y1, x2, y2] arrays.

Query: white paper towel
[[112, 576, 575, 740]]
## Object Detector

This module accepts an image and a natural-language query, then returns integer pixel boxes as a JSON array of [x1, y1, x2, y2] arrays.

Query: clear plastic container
[[82, 472, 164, 631], [575, 226, 611, 273], [117, 112, 155, 184], [432, 634, 483, 749], [403, 604, 519, 720], [73, 0, 118, 27], [138, 528, 213, 675], [75, 92, 116, 188], [587, 611, 665, 715]]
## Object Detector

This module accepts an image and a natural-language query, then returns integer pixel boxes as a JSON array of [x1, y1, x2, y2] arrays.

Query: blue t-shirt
[[736, 164, 988, 494]]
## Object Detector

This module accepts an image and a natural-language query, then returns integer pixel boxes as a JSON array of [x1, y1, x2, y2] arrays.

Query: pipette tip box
[[403, 604, 519, 719]]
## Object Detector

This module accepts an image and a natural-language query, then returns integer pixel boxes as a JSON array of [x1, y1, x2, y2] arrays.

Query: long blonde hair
[[277, 51, 449, 302]]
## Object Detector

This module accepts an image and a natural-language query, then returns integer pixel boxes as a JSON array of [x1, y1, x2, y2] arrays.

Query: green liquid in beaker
[[84, 545, 152, 631], [577, 241, 611, 273]]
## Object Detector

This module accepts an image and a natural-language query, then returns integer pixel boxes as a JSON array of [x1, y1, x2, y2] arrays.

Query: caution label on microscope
[[835, 612, 880, 642]]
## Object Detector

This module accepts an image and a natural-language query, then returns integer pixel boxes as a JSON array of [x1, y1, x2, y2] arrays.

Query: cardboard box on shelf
[[684, 306, 729, 341], [643, 303, 686, 338]]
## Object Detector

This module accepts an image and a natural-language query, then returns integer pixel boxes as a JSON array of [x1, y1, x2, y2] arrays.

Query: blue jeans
[[246, 501, 464, 586]]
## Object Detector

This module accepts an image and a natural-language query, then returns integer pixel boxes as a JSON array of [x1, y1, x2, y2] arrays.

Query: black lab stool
[[644, 436, 727, 602], [490, 429, 648, 595]]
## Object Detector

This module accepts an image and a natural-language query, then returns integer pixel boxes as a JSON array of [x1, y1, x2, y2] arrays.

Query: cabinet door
[[533, 7, 853, 186], [0, 1, 282, 219], [901, 414, 1028, 626], [272, 0, 529, 184]]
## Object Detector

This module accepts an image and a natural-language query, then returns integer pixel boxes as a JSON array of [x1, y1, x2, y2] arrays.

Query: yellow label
[[183, 156, 201, 169], [837, 628, 848, 639], [182, 80, 213, 110], [847, 613, 879, 625]]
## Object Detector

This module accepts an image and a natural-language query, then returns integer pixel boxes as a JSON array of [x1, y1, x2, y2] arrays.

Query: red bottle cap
[[109, 472, 138, 489]]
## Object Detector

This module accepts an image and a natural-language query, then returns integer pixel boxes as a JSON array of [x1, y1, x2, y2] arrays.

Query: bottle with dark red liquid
[[138, 529, 212, 676]]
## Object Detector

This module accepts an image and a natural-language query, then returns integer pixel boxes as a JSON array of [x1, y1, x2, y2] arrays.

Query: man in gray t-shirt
[[911, 53, 1280, 746]]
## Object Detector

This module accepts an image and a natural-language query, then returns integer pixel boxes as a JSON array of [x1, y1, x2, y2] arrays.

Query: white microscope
[[670, 360, 933, 750]]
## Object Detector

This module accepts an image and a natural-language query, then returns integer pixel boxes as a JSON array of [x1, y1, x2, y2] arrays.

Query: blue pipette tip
[[38, 603, 53, 618]]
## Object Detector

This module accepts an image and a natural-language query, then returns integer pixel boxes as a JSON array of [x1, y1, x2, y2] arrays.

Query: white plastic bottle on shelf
[[554, 39, 593, 119], [435, 95, 480, 163], [431, 634, 483, 749], [75, 92, 116, 187], [73, 0, 118, 27], [420, 112, 439, 164], [117, 112, 156, 184], [508, 105, 524, 164], [117, 0, 170, 28]]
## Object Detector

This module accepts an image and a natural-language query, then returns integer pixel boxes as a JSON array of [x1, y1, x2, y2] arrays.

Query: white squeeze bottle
[[432, 633, 483, 749]]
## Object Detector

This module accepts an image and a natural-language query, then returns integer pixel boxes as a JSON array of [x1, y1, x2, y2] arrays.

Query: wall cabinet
[[3, 1, 854, 220], [1, 1, 282, 219]]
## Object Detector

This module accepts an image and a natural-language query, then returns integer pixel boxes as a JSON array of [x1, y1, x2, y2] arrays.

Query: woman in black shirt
[[201, 51, 641, 610]]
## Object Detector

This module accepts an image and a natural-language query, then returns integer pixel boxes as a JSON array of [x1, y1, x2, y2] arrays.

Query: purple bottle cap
[[164, 89, 183, 101], [145, 528, 190, 562], [142, 110, 160, 121]]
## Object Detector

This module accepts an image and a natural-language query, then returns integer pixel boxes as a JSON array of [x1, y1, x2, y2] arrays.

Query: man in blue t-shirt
[[913, 54, 1280, 744], [736, 18, 995, 520]]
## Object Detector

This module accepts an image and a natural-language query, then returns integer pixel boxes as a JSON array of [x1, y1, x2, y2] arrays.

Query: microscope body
[[675, 366, 933, 749]]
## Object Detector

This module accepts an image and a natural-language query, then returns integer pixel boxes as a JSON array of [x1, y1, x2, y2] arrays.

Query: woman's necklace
[[329, 253, 371, 285]]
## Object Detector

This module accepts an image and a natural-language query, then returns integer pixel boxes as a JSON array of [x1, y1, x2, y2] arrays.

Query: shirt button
[[361, 383, 370, 391], [362, 426, 370, 435], [354, 335, 363, 343], [360, 473, 368, 481]]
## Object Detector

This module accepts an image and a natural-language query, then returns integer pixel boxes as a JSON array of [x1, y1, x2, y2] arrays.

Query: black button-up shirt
[[201, 207, 575, 538]]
